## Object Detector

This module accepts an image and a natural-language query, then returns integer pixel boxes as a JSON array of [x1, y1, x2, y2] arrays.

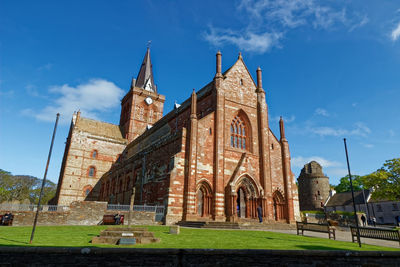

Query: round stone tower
[[297, 161, 330, 211]]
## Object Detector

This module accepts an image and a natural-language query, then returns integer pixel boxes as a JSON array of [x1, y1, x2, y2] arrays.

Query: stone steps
[[101, 231, 155, 238], [177, 221, 296, 230], [178, 221, 240, 229], [91, 227, 160, 245]]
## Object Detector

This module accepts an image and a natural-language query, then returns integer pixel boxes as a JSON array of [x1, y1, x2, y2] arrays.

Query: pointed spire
[[135, 47, 156, 92], [191, 89, 197, 118], [279, 116, 286, 141], [238, 52, 242, 60]]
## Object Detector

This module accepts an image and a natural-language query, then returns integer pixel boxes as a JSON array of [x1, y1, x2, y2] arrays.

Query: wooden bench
[[296, 221, 336, 240], [350, 226, 400, 245], [102, 215, 124, 225], [0, 214, 13, 226]]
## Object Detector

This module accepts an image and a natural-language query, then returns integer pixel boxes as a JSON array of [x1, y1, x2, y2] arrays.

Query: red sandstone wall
[[56, 116, 126, 206]]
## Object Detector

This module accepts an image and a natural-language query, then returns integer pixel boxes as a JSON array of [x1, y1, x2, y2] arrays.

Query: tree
[[334, 175, 364, 193], [363, 158, 400, 201], [30, 180, 57, 204], [0, 169, 15, 202], [0, 169, 57, 204]]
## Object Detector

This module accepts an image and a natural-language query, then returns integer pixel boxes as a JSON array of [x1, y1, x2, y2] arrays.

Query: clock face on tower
[[145, 97, 153, 105]]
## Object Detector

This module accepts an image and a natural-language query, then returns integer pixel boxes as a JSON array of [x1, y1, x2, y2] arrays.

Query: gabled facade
[[96, 51, 300, 224]]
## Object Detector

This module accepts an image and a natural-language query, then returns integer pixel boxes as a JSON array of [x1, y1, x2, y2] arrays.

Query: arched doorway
[[197, 189, 203, 216], [237, 187, 246, 218], [227, 175, 261, 220], [273, 190, 287, 221], [196, 181, 212, 217]]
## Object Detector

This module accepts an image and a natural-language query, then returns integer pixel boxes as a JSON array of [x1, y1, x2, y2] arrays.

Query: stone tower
[[297, 161, 330, 211], [119, 47, 165, 142]]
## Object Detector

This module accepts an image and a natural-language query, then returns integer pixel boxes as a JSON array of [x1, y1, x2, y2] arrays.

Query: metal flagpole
[[30, 113, 60, 244], [343, 138, 361, 248]]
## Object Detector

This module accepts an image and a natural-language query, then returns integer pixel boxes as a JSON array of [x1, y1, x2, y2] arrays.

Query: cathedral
[[53, 48, 300, 224]]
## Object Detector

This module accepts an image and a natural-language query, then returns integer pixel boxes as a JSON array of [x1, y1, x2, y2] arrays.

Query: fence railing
[[107, 204, 165, 222], [0, 204, 69, 212]]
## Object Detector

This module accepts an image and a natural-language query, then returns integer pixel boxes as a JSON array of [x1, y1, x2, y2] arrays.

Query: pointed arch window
[[230, 115, 247, 150]]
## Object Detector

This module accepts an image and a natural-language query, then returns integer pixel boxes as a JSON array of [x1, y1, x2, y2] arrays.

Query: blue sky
[[1, 0, 399, 186]]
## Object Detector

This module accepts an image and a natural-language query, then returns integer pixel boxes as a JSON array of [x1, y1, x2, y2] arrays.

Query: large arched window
[[230, 115, 247, 150]]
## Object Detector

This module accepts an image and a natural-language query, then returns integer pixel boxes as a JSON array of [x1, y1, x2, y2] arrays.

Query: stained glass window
[[230, 115, 248, 150]]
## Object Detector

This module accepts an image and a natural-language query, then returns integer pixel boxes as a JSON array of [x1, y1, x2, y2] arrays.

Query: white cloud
[[309, 122, 370, 137], [204, 0, 368, 53], [37, 63, 53, 71], [26, 84, 40, 97], [362, 143, 374, 148], [204, 27, 282, 53], [0, 89, 14, 97], [349, 15, 369, 32], [314, 108, 329, 117], [26, 79, 124, 124], [327, 168, 348, 177], [292, 156, 341, 168], [391, 21, 400, 41]]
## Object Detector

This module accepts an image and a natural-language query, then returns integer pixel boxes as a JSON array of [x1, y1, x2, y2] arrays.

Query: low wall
[[0, 201, 156, 226], [0, 248, 399, 266]]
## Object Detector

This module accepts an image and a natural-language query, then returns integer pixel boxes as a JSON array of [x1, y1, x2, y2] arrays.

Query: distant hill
[[0, 169, 57, 204]]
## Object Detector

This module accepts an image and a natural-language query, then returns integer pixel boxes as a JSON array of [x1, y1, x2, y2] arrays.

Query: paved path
[[267, 229, 400, 249]]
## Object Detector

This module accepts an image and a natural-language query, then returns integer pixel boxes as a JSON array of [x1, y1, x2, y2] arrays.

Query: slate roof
[[135, 47, 155, 92], [76, 117, 126, 142], [325, 190, 371, 207]]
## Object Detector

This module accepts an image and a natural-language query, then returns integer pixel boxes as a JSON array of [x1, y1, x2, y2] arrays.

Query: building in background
[[325, 189, 400, 225], [297, 161, 330, 211]]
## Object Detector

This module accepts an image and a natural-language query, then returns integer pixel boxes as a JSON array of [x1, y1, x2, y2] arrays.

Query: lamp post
[[343, 138, 361, 247]]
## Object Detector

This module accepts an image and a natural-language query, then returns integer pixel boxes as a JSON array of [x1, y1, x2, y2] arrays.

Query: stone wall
[[0, 201, 156, 226], [0, 248, 399, 266], [54, 113, 127, 206], [298, 161, 330, 211]]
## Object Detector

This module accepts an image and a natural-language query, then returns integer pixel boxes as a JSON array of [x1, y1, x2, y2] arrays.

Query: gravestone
[[169, 225, 180, 234]]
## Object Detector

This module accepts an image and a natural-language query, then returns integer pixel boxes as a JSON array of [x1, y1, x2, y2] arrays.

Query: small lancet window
[[92, 150, 98, 159], [88, 166, 96, 177], [240, 79, 243, 85], [230, 115, 247, 150]]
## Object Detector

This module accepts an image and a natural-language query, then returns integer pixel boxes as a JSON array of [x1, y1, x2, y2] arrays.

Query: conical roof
[[135, 47, 156, 92]]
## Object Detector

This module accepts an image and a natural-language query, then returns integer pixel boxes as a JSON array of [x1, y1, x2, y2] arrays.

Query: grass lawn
[[0, 225, 398, 251]]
